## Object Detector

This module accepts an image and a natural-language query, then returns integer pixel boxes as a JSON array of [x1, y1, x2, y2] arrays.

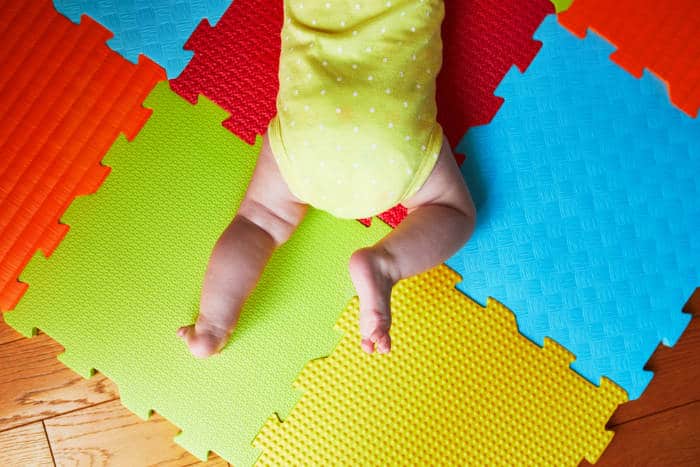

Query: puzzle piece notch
[[52, 0, 230, 78], [449, 15, 698, 399], [558, 0, 700, 117], [0, 1, 165, 311], [174, 431, 215, 463], [57, 346, 97, 380], [254, 264, 627, 465], [169, 19, 215, 106]]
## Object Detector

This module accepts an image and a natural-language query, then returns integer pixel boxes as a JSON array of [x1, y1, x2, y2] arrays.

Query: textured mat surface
[[170, 0, 552, 228], [254, 265, 627, 465], [3, 82, 389, 466], [446, 15, 699, 400], [53, 0, 230, 78], [559, 0, 700, 117], [0, 0, 163, 311]]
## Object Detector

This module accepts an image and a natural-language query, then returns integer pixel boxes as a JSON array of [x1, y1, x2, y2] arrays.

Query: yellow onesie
[[267, 0, 445, 219]]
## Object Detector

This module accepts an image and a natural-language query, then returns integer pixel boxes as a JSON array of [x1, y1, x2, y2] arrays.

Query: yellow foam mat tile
[[254, 264, 628, 465]]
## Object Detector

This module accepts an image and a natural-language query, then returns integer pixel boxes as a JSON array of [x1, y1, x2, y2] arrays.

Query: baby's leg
[[349, 136, 476, 354], [178, 134, 307, 358]]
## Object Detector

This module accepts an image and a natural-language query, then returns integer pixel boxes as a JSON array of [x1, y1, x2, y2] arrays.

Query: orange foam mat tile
[[559, 0, 700, 117], [254, 265, 627, 465], [0, 0, 164, 311]]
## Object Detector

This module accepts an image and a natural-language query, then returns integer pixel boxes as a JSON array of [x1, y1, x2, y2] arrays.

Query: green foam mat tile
[[3, 81, 389, 465]]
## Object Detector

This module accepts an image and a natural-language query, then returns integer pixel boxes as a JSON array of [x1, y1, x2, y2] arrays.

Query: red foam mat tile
[[559, 0, 700, 118], [171, 0, 551, 228], [0, 0, 164, 311]]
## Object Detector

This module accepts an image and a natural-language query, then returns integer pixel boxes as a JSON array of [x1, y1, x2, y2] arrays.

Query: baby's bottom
[[178, 134, 476, 358]]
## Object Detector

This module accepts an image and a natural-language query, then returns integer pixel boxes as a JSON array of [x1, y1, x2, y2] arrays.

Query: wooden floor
[[1, 290, 698, 466]]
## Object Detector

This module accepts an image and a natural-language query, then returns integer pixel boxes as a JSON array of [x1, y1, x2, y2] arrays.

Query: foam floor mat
[[559, 0, 700, 118], [0, 0, 163, 311], [446, 15, 699, 400], [254, 265, 627, 465], [53, 0, 231, 78], [3, 81, 389, 466]]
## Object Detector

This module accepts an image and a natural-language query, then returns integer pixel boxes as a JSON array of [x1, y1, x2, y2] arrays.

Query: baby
[[178, 0, 476, 357]]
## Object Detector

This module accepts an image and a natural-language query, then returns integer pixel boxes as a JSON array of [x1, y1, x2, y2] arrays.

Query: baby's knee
[[238, 198, 299, 246]]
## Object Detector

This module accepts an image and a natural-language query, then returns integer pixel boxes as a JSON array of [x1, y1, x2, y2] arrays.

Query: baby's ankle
[[373, 245, 402, 284], [351, 246, 401, 285], [195, 316, 231, 339]]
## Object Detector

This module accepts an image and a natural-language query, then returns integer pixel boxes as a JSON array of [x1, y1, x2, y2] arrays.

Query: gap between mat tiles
[[0, 334, 25, 346], [0, 317, 27, 346], [41, 420, 57, 467], [0, 398, 119, 434], [608, 400, 700, 429]]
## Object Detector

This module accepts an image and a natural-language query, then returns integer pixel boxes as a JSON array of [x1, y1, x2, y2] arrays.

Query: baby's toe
[[376, 333, 391, 354], [361, 337, 376, 354], [177, 325, 192, 338], [178, 325, 225, 358], [361, 329, 392, 354]]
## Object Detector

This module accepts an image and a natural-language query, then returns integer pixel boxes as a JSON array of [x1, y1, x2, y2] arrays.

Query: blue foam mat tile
[[54, 0, 231, 78], [447, 15, 699, 400]]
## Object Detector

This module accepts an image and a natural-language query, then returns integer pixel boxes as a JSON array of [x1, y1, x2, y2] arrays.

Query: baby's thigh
[[237, 133, 308, 241], [403, 135, 474, 216]]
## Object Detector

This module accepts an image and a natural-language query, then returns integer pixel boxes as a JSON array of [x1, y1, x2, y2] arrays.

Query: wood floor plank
[[0, 315, 24, 345], [610, 289, 700, 425], [586, 401, 700, 466], [0, 334, 118, 431], [0, 421, 54, 467], [44, 400, 229, 466]]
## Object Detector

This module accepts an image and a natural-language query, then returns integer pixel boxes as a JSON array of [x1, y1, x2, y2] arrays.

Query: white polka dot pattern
[[267, 0, 445, 219]]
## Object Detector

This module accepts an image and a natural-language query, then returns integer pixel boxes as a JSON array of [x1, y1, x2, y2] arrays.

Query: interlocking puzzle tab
[[0, 0, 163, 311], [170, 0, 283, 145], [171, 0, 552, 228], [254, 265, 627, 465], [447, 15, 699, 399], [53, 0, 230, 78], [4, 82, 389, 466], [559, 0, 700, 117]]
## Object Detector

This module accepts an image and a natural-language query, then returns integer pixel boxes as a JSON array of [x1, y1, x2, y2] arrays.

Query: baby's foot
[[177, 319, 230, 359], [349, 247, 398, 354]]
